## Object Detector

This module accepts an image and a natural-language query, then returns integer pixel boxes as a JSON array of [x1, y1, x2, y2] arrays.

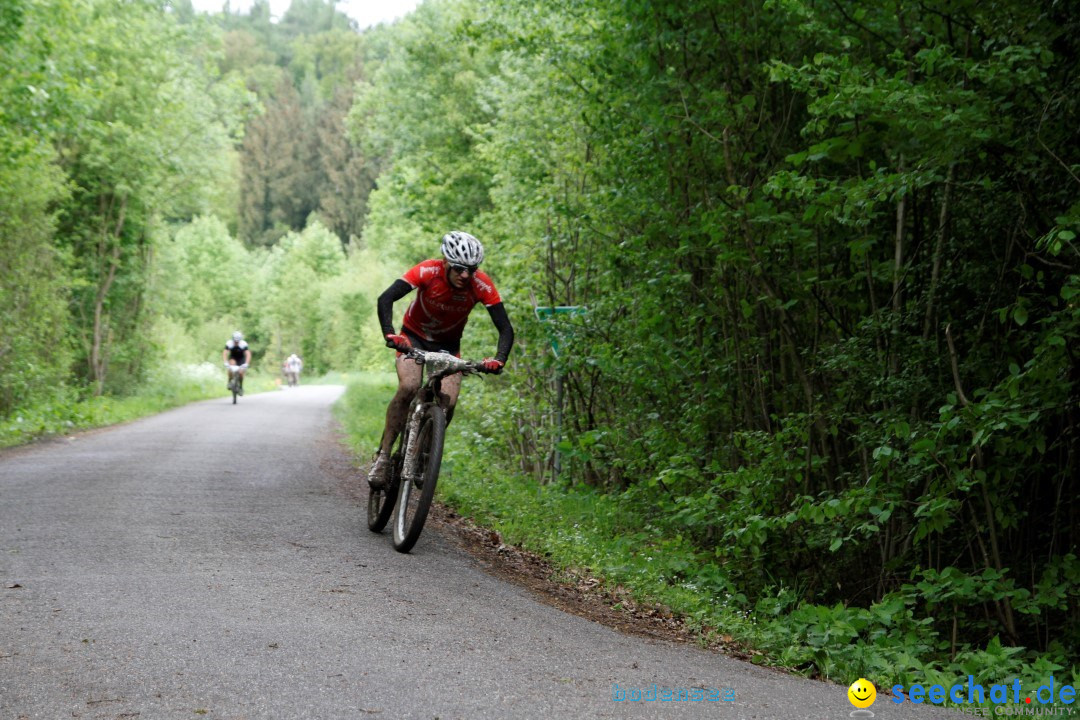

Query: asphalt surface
[[0, 385, 961, 719]]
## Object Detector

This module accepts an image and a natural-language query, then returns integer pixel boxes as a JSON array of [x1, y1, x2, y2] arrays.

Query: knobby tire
[[367, 433, 403, 533], [392, 404, 445, 553]]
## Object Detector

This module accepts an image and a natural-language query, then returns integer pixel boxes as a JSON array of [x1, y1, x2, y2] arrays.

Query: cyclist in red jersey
[[368, 231, 514, 489]]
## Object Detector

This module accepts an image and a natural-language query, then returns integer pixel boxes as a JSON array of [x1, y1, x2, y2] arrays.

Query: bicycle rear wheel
[[392, 405, 445, 553], [367, 434, 403, 532]]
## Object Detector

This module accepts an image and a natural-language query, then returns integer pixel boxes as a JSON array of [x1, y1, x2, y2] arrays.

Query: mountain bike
[[367, 349, 495, 553], [226, 363, 247, 404]]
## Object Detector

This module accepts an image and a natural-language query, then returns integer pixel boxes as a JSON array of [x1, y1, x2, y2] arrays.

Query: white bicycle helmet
[[440, 231, 484, 267], [232, 331, 243, 342]]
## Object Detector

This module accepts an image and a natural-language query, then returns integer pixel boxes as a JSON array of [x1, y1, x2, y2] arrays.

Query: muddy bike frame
[[367, 349, 494, 553]]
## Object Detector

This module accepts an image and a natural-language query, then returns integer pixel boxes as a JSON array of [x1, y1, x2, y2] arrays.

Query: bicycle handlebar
[[403, 349, 498, 375]]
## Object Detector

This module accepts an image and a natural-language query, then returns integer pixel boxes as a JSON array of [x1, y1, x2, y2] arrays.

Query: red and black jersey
[[400, 259, 502, 345]]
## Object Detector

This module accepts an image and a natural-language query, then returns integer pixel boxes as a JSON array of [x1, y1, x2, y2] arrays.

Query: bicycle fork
[[399, 401, 426, 483]]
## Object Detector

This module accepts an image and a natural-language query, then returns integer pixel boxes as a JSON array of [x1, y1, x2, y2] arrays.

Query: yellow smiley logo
[[847, 678, 876, 708]]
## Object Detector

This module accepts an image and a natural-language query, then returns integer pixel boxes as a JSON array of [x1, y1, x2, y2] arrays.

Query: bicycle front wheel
[[392, 405, 445, 553]]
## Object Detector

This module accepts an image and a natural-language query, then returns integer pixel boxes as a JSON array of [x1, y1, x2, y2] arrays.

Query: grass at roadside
[[331, 370, 397, 459], [436, 437, 743, 643], [435, 440, 1080, 694], [307, 370, 387, 387], [0, 363, 279, 449], [334, 375, 1080, 698], [333, 373, 744, 640]]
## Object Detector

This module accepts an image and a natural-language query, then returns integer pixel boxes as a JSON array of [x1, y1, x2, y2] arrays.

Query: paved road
[[0, 386, 957, 719]]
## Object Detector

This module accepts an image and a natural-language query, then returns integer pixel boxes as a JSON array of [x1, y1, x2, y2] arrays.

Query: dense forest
[[2, 0, 1077, 686]]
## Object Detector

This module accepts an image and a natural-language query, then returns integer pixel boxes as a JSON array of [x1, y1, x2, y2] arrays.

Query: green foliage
[[215, 0, 380, 247], [5, 0, 1080, 689], [156, 216, 254, 331], [0, 133, 71, 416], [259, 221, 344, 370], [338, 380, 1076, 685], [20, 0, 254, 395], [0, 362, 277, 449], [343, 0, 1080, 681], [0, 0, 25, 46], [0, 0, 76, 416], [332, 370, 398, 457], [347, 0, 499, 261]]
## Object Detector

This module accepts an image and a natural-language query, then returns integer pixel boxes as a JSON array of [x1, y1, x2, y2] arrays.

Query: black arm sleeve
[[487, 302, 514, 364], [377, 279, 413, 336]]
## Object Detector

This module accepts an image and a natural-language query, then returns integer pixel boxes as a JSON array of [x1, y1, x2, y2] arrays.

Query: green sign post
[[534, 305, 587, 358]]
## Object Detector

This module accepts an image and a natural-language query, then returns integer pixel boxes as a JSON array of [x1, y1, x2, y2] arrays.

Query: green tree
[[239, 76, 318, 245], [350, 0, 1080, 667], [0, 0, 74, 415], [49, 0, 250, 394], [348, 0, 498, 261], [312, 86, 378, 246], [258, 221, 346, 370], [155, 216, 254, 332]]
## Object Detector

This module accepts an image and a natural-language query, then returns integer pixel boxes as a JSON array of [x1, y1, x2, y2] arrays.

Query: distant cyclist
[[223, 331, 251, 395], [285, 353, 303, 386], [367, 231, 514, 489]]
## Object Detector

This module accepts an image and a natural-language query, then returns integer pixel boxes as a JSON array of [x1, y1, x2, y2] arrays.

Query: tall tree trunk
[[90, 196, 127, 396], [90, 244, 120, 396], [923, 163, 955, 341], [890, 154, 907, 377]]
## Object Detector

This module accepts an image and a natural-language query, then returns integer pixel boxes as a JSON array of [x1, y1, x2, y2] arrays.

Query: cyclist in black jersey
[[223, 331, 252, 394]]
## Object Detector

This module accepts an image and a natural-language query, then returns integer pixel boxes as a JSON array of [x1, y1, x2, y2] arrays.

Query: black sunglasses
[[448, 263, 478, 274]]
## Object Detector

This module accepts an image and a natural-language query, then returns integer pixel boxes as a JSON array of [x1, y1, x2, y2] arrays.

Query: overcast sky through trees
[[187, 0, 419, 27]]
